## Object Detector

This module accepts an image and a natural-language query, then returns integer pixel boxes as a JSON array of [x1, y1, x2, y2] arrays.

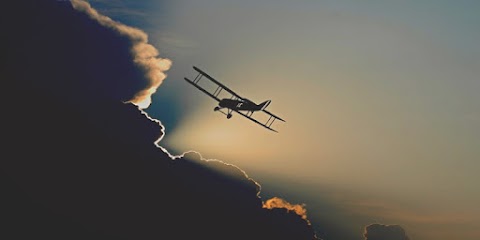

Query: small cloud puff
[[364, 223, 410, 240], [263, 197, 309, 221]]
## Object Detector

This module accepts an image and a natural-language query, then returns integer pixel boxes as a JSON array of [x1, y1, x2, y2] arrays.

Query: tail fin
[[258, 100, 271, 110]]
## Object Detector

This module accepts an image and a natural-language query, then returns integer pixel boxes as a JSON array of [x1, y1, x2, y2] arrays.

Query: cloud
[[364, 224, 410, 240], [263, 197, 309, 220], [0, 1, 318, 239], [71, 0, 171, 109]]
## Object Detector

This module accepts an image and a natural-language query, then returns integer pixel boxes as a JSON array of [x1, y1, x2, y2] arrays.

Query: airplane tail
[[258, 100, 271, 110]]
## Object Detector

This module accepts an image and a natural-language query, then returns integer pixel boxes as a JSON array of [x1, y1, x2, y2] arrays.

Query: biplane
[[184, 66, 286, 132]]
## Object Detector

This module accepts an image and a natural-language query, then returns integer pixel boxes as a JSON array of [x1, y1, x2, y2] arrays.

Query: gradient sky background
[[90, 1, 480, 239]]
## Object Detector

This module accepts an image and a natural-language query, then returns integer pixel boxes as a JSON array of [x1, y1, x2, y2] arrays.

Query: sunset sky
[[84, 1, 480, 239], [8, 1, 478, 239]]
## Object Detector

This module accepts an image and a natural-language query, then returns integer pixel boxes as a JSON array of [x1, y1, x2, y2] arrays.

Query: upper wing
[[191, 66, 243, 100]]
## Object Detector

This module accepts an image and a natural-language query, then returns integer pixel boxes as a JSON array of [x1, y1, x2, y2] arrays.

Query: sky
[[1, 1, 319, 239], [3, 1, 479, 240], [85, 1, 480, 239]]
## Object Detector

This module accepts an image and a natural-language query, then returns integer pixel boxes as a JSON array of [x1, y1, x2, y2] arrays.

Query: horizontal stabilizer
[[259, 100, 271, 110]]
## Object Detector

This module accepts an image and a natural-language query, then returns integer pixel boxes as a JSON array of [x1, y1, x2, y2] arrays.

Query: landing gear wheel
[[214, 106, 220, 111], [227, 113, 232, 119]]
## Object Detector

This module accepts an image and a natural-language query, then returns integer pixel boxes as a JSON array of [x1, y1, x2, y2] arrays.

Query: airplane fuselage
[[218, 98, 259, 111]]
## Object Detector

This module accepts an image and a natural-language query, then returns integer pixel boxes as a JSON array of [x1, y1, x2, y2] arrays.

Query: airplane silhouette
[[215, 99, 271, 119], [184, 66, 285, 132]]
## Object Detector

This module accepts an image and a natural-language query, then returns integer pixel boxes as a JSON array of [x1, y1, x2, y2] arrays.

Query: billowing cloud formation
[[1, 1, 317, 239], [364, 224, 410, 240], [71, 0, 171, 109]]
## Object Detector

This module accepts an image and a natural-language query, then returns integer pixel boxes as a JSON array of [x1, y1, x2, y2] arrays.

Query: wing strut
[[213, 86, 223, 97], [194, 72, 202, 84], [266, 115, 276, 128]]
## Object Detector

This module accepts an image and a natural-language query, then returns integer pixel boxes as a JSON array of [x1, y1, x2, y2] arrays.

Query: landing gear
[[227, 113, 232, 119], [214, 106, 221, 111]]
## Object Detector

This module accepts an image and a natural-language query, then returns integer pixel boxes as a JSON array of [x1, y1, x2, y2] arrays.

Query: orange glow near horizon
[[263, 197, 308, 221]]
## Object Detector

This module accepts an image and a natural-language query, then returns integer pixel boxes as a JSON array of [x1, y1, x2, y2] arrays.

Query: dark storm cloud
[[0, 1, 318, 239], [364, 224, 410, 240], [1, 0, 169, 109]]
